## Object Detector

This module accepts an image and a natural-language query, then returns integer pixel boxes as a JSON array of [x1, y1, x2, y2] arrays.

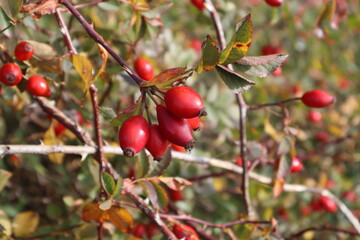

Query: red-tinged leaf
[[273, 177, 285, 198], [110, 96, 142, 127], [215, 65, 255, 93], [219, 14, 252, 65], [157, 177, 192, 191], [234, 54, 288, 78], [21, 0, 59, 21], [314, 0, 336, 38], [0, 0, 22, 20], [140, 67, 192, 89], [196, 35, 220, 73]]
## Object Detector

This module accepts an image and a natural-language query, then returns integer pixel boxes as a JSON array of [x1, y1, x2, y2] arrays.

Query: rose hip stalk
[[156, 105, 195, 150]]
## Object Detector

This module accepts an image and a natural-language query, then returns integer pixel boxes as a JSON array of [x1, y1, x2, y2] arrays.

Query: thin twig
[[55, 8, 77, 54], [285, 225, 360, 240], [247, 97, 302, 110], [58, 0, 143, 85], [124, 191, 178, 240], [160, 214, 271, 228]]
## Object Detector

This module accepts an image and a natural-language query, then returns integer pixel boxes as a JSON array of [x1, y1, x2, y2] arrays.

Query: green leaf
[[101, 172, 116, 196], [150, 181, 168, 210], [110, 96, 142, 127], [148, 146, 172, 177], [219, 14, 252, 65], [277, 135, 293, 155], [137, 150, 150, 178], [111, 177, 123, 198], [215, 65, 255, 93], [0, 0, 22, 20], [0, 169, 11, 192], [234, 54, 288, 78], [98, 106, 117, 122], [196, 35, 220, 73]]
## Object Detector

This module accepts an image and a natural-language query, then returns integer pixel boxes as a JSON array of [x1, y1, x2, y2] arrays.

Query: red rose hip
[[191, 0, 205, 11], [319, 196, 337, 212], [290, 157, 303, 173], [186, 116, 201, 131], [14, 41, 34, 61], [146, 124, 169, 160], [0, 63, 22, 86], [156, 105, 195, 150], [133, 224, 146, 238], [173, 224, 199, 240], [301, 90, 334, 108], [26, 75, 51, 97], [307, 110, 322, 123], [265, 0, 283, 7], [118, 116, 150, 157], [164, 86, 206, 118], [134, 57, 154, 81]]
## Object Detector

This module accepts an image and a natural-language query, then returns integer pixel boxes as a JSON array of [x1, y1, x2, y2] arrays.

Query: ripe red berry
[[307, 110, 322, 123], [342, 191, 357, 203], [156, 105, 195, 150], [261, 45, 282, 55], [292, 86, 301, 95], [190, 39, 202, 52], [118, 116, 150, 157], [173, 224, 199, 240], [301, 90, 335, 108], [14, 41, 34, 61], [146, 124, 169, 160], [171, 144, 186, 152], [319, 196, 337, 212], [290, 157, 303, 173], [168, 189, 184, 202], [54, 122, 66, 136], [272, 66, 282, 76], [133, 224, 146, 238], [164, 86, 206, 118], [265, 0, 283, 7], [186, 117, 201, 131], [191, 0, 205, 11], [0, 63, 22, 86], [146, 223, 160, 238], [235, 157, 251, 167], [26, 75, 51, 97], [311, 199, 323, 212], [134, 57, 154, 81]]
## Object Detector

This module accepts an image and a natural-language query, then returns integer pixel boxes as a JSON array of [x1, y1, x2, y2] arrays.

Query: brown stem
[[285, 225, 360, 240], [55, 8, 77, 54], [58, 0, 143, 85], [125, 191, 178, 240], [247, 97, 302, 110], [97, 223, 103, 240]]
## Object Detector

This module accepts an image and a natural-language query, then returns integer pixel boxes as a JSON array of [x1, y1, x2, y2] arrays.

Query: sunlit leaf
[[110, 96, 142, 127], [219, 14, 252, 65], [0, 0, 22, 20], [148, 146, 172, 177], [13, 211, 39, 237], [43, 124, 64, 164], [157, 176, 192, 191], [107, 207, 134, 233], [215, 65, 255, 93], [82, 203, 107, 223], [196, 35, 220, 73], [137, 150, 150, 178], [71, 54, 94, 90], [234, 54, 288, 78], [141, 67, 192, 89], [0, 169, 11, 192], [101, 172, 116, 196]]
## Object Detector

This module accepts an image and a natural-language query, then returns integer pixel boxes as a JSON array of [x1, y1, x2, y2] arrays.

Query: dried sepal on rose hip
[[118, 115, 150, 157], [301, 90, 334, 108], [14, 41, 34, 61], [164, 86, 207, 118], [156, 104, 196, 151], [0, 63, 23, 86]]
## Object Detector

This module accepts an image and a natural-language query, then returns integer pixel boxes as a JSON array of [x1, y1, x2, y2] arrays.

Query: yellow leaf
[[93, 44, 108, 85], [71, 54, 94, 89], [272, 178, 284, 198], [264, 117, 282, 142], [13, 211, 39, 237], [107, 207, 134, 233], [0, 210, 11, 239], [43, 124, 64, 164], [82, 203, 107, 223]]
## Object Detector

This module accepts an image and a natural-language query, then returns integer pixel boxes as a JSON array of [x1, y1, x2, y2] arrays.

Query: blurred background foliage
[[0, 0, 359, 239]]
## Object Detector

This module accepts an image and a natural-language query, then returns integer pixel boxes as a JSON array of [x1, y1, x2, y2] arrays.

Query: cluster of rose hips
[[118, 85, 206, 159], [0, 41, 51, 97], [133, 222, 199, 240]]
